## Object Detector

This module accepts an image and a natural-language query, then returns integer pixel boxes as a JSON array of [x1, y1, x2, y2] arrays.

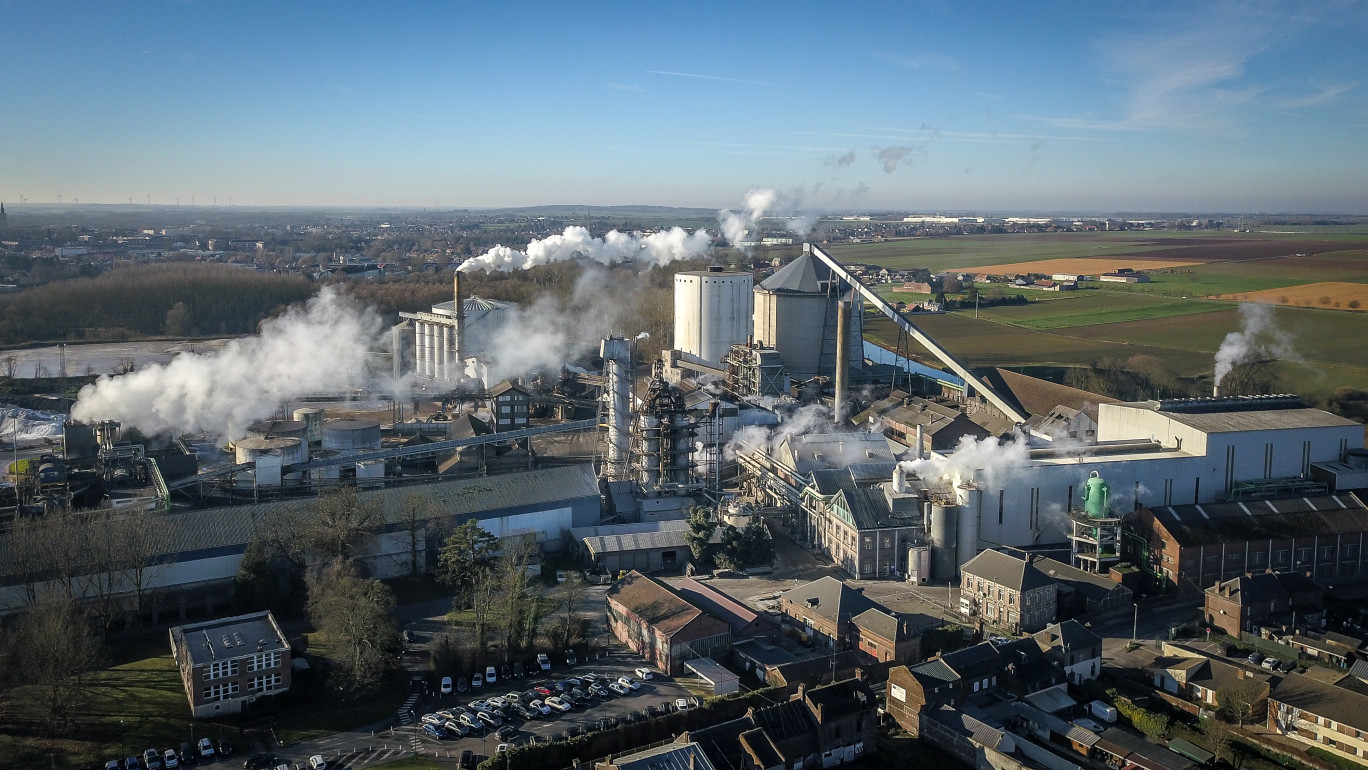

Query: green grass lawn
[[974, 291, 1229, 330]]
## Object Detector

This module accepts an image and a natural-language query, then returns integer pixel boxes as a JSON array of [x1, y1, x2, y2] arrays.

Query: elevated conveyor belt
[[804, 243, 1028, 423]]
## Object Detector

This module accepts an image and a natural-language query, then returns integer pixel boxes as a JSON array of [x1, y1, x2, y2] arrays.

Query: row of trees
[[435, 521, 589, 668], [0, 262, 314, 344]]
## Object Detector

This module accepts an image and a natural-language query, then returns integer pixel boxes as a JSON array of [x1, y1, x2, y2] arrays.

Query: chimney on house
[[855, 667, 866, 681]]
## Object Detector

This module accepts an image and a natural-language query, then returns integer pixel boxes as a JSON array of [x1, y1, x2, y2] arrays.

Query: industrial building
[[605, 570, 732, 675], [673, 268, 753, 369], [394, 274, 513, 384]]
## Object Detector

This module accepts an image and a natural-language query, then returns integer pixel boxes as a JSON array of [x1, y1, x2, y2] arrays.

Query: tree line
[[0, 262, 314, 345]]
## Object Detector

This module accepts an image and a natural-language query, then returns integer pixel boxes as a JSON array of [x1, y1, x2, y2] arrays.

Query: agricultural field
[[951, 256, 1201, 276], [1215, 281, 1368, 311], [972, 292, 1228, 330]]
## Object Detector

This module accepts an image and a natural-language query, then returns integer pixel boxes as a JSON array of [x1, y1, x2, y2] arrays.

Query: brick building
[[1129, 493, 1368, 595], [958, 550, 1059, 633], [169, 611, 292, 718], [1268, 672, 1368, 763], [605, 570, 731, 675], [779, 576, 922, 664], [1203, 571, 1324, 637]]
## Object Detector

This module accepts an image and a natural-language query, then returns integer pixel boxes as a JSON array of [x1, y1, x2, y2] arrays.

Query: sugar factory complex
[[4, 242, 1368, 621]]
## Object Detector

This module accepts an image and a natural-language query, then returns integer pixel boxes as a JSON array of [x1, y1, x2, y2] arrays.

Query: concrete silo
[[234, 436, 307, 467], [322, 419, 382, 456], [752, 251, 863, 382], [292, 408, 325, 444], [956, 483, 982, 568], [244, 420, 308, 443], [929, 501, 959, 582], [674, 267, 753, 368]]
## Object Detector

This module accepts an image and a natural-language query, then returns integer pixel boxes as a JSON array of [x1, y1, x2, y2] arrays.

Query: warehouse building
[[606, 570, 732, 675]]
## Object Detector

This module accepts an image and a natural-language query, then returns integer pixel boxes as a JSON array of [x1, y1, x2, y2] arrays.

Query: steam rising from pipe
[[1213, 303, 1295, 386], [899, 430, 1033, 490], [717, 188, 816, 247], [71, 289, 381, 439], [458, 225, 712, 273]]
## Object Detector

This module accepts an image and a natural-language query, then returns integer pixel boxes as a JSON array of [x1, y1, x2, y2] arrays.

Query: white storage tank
[[907, 546, 931, 584], [292, 408, 325, 444], [674, 268, 754, 368], [752, 252, 864, 381], [245, 419, 308, 443], [356, 460, 385, 488], [253, 454, 282, 487], [235, 436, 307, 467], [956, 483, 982, 567], [322, 419, 382, 455]]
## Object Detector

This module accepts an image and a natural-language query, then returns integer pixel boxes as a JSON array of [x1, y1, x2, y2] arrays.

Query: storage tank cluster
[[322, 419, 383, 455], [892, 466, 983, 584]]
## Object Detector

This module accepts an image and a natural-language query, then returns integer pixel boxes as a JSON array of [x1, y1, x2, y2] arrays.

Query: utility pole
[[1132, 602, 1138, 642]]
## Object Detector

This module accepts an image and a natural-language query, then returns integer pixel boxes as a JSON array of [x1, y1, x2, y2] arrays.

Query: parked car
[[178, 743, 193, 765], [1074, 718, 1104, 733], [421, 713, 444, 726], [564, 649, 577, 666], [608, 681, 630, 695], [496, 744, 510, 756], [551, 680, 568, 693], [308, 757, 327, 770], [589, 683, 609, 698], [444, 720, 470, 737], [546, 696, 573, 713], [618, 676, 641, 691], [403, 629, 416, 644], [1280, 659, 1298, 672], [145, 749, 164, 770], [528, 699, 553, 716], [1262, 657, 1280, 671], [537, 652, 552, 671], [513, 660, 526, 678], [472, 672, 484, 689], [105, 761, 122, 770], [514, 705, 535, 720], [468, 700, 491, 713], [485, 665, 498, 684], [422, 723, 446, 739], [675, 698, 691, 710], [501, 662, 513, 680], [459, 712, 484, 731], [459, 751, 475, 770], [456, 675, 469, 693], [197, 739, 216, 761], [534, 685, 552, 697], [441, 676, 453, 694], [504, 691, 522, 704], [496, 725, 518, 741], [570, 687, 589, 704], [126, 756, 143, 770], [580, 673, 600, 684], [478, 710, 503, 728], [634, 667, 654, 680], [1247, 652, 1265, 665], [163, 749, 180, 769], [217, 741, 233, 758]]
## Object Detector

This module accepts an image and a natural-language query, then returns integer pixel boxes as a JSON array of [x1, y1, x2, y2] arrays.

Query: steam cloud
[[71, 289, 382, 439], [717, 188, 816, 247], [899, 430, 1032, 491], [1213, 303, 1296, 386], [459, 225, 712, 273], [723, 404, 876, 466]]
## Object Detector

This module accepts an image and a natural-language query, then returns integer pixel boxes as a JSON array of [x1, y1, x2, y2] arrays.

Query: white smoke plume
[[899, 430, 1033, 491], [722, 403, 870, 461], [1213, 303, 1296, 386], [717, 188, 817, 247], [635, 331, 651, 340], [458, 225, 712, 273], [71, 289, 381, 439]]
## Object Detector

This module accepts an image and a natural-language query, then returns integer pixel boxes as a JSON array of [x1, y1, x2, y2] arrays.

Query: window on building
[[860, 562, 874, 575], [248, 651, 281, 672], [1274, 549, 1289, 565], [249, 673, 283, 693], [1251, 552, 1266, 566], [863, 536, 874, 551], [201, 681, 240, 702], [203, 660, 240, 680]]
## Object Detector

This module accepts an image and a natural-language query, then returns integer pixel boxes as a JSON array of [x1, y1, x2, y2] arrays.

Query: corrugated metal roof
[[573, 520, 723, 557]]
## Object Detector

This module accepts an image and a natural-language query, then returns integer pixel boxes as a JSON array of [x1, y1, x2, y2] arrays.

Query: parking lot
[[406, 648, 700, 765]]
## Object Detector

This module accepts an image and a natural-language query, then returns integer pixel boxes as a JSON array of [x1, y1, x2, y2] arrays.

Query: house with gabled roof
[[606, 570, 731, 674]]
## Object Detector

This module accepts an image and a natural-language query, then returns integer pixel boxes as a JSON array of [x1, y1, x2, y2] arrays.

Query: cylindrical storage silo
[[235, 437, 307, 467], [907, 546, 931, 584], [292, 408, 325, 444], [956, 484, 982, 568], [245, 420, 308, 443], [253, 454, 282, 487], [674, 269, 754, 368], [929, 503, 959, 582], [322, 419, 382, 455]]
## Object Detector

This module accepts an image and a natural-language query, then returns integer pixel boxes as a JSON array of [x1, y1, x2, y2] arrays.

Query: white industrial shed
[[0, 464, 602, 617], [684, 656, 741, 696]]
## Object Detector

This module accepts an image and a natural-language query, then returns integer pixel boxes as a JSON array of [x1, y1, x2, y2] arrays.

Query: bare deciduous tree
[[15, 594, 105, 734], [306, 558, 397, 699]]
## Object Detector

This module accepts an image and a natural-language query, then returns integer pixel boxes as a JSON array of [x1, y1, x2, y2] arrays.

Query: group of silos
[[232, 408, 383, 487], [894, 465, 983, 585]]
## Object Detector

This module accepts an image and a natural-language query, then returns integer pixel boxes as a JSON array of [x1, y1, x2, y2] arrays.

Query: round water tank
[[292, 408, 325, 443], [235, 436, 307, 467], [245, 420, 308, 443], [322, 419, 382, 455], [929, 503, 959, 583]]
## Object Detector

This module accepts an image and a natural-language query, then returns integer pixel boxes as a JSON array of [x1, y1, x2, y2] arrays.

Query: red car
[[534, 686, 552, 697]]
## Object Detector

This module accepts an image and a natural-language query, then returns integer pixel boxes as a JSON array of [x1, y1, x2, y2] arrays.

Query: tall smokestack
[[834, 299, 849, 425], [454, 272, 466, 387]]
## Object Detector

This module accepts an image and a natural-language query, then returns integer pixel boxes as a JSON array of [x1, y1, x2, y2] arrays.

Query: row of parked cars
[[440, 652, 568, 694], [419, 669, 655, 742], [1246, 650, 1300, 672], [104, 739, 227, 770]]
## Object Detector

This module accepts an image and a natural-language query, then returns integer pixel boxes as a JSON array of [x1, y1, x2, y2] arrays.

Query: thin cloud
[[974, 91, 1001, 99], [824, 150, 857, 168], [646, 70, 780, 87], [605, 82, 647, 93], [1271, 82, 1354, 109]]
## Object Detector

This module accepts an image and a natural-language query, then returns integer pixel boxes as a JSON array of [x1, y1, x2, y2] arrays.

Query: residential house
[[1036, 557, 1134, 619], [1033, 620, 1104, 684], [778, 576, 922, 664], [1145, 647, 1271, 716], [169, 611, 292, 718], [606, 570, 731, 675], [1203, 571, 1325, 637], [1268, 672, 1368, 763], [959, 550, 1059, 633]]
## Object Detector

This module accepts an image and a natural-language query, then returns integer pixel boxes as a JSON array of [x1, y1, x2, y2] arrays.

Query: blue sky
[[2, 1, 1365, 212]]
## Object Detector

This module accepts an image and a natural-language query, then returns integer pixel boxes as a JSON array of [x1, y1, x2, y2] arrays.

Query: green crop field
[[973, 291, 1228, 329], [828, 232, 1189, 271]]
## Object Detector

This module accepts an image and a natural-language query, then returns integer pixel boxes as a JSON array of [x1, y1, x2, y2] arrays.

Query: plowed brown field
[[1214, 281, 1368, 311]]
